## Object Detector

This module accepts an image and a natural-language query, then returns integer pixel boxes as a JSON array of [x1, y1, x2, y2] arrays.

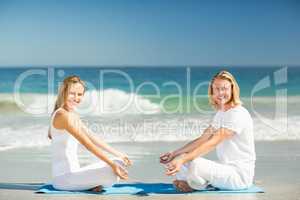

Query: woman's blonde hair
[[208, 70, 242, 109], [53, 75, 86, 112]]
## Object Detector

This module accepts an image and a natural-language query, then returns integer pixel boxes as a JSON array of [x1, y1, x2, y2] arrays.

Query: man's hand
[[160, 151, 176, 164], [165, 158, 184, 176]]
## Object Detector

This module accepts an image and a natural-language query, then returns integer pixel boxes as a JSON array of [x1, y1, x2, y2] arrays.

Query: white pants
[[175, 157, 248, 190], [52, 159, 122, 191]]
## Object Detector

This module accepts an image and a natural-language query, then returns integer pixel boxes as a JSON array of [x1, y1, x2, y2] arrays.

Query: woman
[[160, 70, 256, 192], [48, 75, 131, 191]]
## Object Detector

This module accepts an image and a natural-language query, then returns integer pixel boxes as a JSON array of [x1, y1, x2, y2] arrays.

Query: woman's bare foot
[[173, 180, 194, 192], [89, 185, 103, 192]]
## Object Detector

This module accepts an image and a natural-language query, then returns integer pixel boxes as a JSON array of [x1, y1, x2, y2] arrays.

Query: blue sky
[[0, 0, 299, 66]]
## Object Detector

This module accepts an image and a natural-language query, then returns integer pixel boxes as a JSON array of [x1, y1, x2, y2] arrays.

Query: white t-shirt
[[211, 105, 256, 184]]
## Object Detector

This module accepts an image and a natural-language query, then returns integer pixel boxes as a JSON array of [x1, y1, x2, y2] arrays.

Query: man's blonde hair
[[208, 70, 242, 109]]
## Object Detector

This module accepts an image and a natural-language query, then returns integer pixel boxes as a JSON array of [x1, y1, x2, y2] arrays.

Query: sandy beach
[[0, 141, 299, 200]]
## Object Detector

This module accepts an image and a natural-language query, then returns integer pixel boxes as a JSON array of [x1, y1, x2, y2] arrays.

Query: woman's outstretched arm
[[80, 122, 131, 166], [53, 111, 128, 179]]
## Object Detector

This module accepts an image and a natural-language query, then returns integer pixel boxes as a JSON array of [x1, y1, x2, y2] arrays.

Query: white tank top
[[50, 108, 80, 177]]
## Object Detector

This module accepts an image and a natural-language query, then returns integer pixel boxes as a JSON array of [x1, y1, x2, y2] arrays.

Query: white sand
[[0, 141, 300, 200]]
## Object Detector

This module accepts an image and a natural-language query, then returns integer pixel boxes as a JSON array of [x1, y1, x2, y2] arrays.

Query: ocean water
[[0, 66, 299, 151]]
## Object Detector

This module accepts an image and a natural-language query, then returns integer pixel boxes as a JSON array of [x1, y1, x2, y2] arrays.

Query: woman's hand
[[160, 151, 176, 164], [165, 158, 184, 176], [112, 163, 128, 180], [117, 152, 132, 167]]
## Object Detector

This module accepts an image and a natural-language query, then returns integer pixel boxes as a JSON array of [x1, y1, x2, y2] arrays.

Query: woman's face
[[212, 78, 232, 107], [65, 83, 85, 111]]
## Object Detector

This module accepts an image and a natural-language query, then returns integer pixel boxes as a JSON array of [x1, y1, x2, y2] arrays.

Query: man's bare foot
[[89, 185, 103, 192], [173, 180, 194, 193], [173, 180, 180, 190]]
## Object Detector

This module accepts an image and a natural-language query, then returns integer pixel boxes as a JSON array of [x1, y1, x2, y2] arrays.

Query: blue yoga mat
[[36, 183, 264, 196]]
